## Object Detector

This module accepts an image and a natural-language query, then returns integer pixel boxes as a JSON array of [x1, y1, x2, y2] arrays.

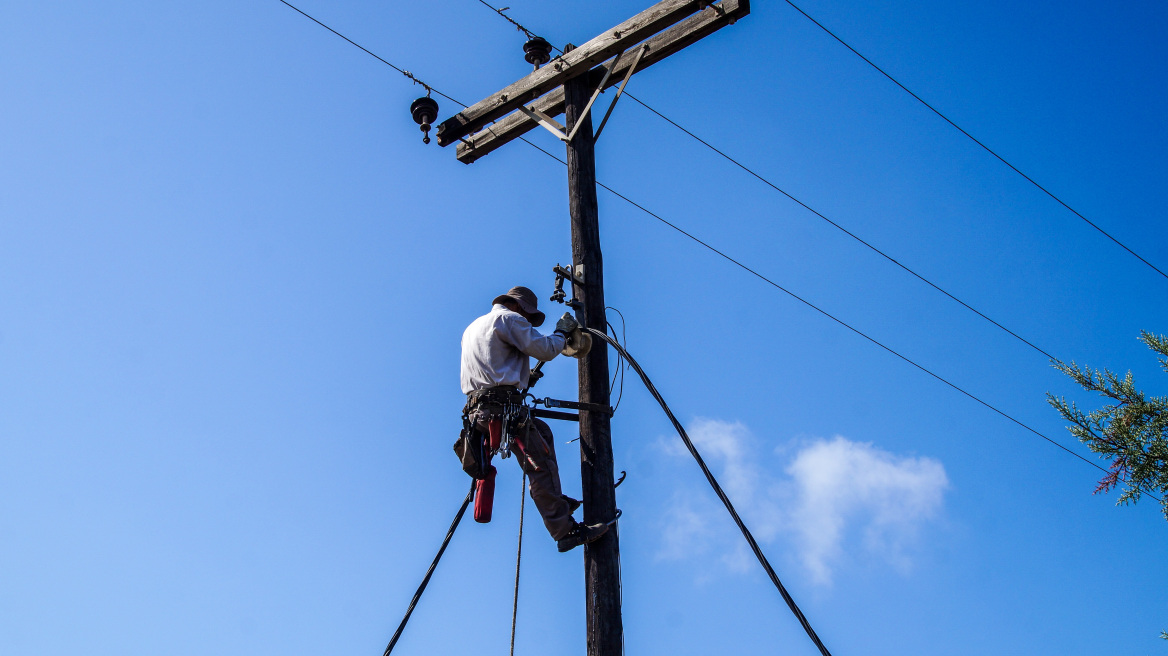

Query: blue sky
[[2, 1, 1166, 654]]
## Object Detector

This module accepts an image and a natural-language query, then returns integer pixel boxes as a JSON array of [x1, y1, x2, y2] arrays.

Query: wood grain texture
[[565, 74, 624, 656]]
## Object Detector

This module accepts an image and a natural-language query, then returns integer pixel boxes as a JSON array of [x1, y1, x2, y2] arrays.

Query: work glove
[[555, 312, 579, 336]]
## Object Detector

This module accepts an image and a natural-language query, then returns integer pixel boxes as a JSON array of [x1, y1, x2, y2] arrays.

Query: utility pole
[[564, 75, 623, 654], [434, 3, 749, 654]]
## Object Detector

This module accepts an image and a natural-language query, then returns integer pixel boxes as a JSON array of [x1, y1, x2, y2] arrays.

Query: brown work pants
[[468, 410, 576, 541]]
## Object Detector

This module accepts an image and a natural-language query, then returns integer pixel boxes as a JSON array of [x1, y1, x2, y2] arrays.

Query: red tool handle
[[474, 418, 503, 523], [474, 465, 497, 523]]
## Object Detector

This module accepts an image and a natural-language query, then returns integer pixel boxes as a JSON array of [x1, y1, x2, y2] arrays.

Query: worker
[[461, 286, 608, 552]]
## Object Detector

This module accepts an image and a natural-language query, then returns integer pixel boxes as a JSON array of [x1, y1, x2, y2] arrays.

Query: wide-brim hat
[[492, 286, 545, 327]]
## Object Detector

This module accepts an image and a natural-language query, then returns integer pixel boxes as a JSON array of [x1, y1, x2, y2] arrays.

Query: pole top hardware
[[436, 0, 718, 147], [409, 96, 439, 144], [553, 263, 585, 286], [452, 0, 751, 163], [551, 264, 585, 309], [523, 36, 553, 69]]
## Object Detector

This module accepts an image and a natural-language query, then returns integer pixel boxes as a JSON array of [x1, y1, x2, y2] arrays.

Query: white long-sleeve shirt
[[460, 304, 566, 394]]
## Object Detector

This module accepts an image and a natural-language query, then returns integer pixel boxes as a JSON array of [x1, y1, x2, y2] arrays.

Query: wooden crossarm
[[454, 0, 750, 163], [435, 0, 710, 147]]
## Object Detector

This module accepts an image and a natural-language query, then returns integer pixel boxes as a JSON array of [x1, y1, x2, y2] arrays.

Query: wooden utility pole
[[564, 75, 623, 655], [434, 3, 749, 654]]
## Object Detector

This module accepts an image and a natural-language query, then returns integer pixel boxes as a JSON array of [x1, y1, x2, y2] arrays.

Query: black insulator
[[523, 36, 552, 67], [410, 96, 439, 145]]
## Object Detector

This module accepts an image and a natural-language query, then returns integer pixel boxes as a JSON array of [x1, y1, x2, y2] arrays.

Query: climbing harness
[[460, 386, 537, 523], [497, 400, 530, 460]]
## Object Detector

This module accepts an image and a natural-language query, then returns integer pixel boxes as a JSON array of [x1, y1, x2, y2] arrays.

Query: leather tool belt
[[465, 385, 525, 412]]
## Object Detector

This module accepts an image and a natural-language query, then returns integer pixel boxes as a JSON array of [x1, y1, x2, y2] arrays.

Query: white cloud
[[655, 421, 949, 586], [785, 436, 949, 584]]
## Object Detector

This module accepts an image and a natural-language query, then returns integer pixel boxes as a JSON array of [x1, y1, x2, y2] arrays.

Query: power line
[[781, 0, 1168, 282], [275, 0, 465, 107], [276, 0, 1159, 500], [519, 136, 1164, 502], [468, 2, 1060, 365], [622, 91, 1059, 362], [476, 0, 541, 41]]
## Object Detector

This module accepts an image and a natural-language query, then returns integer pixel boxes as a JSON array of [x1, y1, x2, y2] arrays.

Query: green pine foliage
[[1046, 331, 1168, 520]]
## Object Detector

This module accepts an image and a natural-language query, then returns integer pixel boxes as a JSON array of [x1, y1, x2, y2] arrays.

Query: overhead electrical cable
[[277, 0, 1158, 501], [621, 90, 1059, 362], [585, 327, 834, 656], [518, 136, 1165, 503], [780, 0, 1168, 282], [469, 2, 1060, 365], [476, 0, 541, 41], [275, 0, 464, 106]]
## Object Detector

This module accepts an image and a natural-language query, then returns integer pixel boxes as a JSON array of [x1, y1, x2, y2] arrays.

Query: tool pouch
[[454, 417, 489, 480]]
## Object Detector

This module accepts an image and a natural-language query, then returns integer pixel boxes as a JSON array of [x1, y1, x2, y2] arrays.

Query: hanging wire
[[276, 0, 466, 108], [606, 321, 627, 412], [476, 0, 541, 41], [383, 482, 476, 656], [509, 470, 527, 656], [518, 135, 1163, 503], [585, 327, 834, 656], [780, 0, 1168, 282], [621, 91, 1062, 361], [475, 0, 566, 54], [275, 0, 1161, 500], [470, 0, 1064, 368], [606, 306, 631, 412]]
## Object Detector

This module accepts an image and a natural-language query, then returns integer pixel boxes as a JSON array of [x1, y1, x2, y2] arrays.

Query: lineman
[[460, 286, 608, 552]]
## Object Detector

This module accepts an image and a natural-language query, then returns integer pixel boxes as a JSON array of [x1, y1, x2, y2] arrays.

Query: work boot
[[561, 495, 582, 515], [557, 521, 608, 552]]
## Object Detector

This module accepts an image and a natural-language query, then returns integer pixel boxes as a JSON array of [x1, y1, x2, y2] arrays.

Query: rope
[[383, 481, 476, 656], [509, 470, 527, 656], [583, 328, 835, 656]]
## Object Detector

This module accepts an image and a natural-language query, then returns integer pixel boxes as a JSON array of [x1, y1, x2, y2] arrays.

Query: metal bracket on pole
[[517, 51, 626, 143], [538, 397, 615, 417], [553, 264, 586, 287], [517, 104, 568, 140], [564, 49, 622, 143], [594, 44, 648, 141]]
